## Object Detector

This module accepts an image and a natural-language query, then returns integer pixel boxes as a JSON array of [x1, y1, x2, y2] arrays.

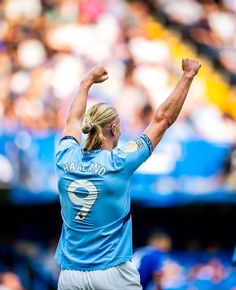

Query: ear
[[111, 123, 116, 136]]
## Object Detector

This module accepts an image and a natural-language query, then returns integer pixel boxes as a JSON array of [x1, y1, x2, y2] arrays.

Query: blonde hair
[[82, 103, 119, 150]]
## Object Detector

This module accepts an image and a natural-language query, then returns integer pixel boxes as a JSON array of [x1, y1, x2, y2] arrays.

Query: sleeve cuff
[[60, 136, 79, 144], [139, 134, 153, 156]]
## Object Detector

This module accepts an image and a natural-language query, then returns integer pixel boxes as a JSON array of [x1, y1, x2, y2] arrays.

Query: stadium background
[[0, 0, 236, 289]]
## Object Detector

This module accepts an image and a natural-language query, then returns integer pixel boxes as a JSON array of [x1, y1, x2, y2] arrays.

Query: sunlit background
[[0, 0, 236, 289]]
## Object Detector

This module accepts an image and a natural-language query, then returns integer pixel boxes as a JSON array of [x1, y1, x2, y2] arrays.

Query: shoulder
[[114, 134, 153, 162], [123, 134, 153, 155], [140, 247, 162, 260], [57, 136, 80, 150], [112, 147, 127, 158], [56, 136, 82, 161], [109, 147, 127, 169]]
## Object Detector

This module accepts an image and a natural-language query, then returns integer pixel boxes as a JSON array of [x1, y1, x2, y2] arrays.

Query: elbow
[[154, 111, 174, 129]]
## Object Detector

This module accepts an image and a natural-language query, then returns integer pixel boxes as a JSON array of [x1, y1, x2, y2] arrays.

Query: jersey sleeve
[[121, 134, 153, 175], [55, 136, 81, 164], [152, 253, 164, 274]]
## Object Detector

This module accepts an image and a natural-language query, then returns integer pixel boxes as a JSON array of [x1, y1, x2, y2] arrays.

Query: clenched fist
[[182, 58, 201, 77], [86, 66, 108, 84]]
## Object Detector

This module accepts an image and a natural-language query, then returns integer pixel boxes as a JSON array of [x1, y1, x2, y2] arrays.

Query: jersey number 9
[[67, 179, 98, 220]]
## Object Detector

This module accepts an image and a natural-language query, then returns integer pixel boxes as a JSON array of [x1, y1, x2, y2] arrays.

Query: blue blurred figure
[[133, 231, 172, 290]]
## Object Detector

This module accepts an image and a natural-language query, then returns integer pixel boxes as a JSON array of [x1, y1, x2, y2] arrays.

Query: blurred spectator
[[0, 272, 24, 290], [157, 0, 204, 26], [156, 0, 236, 84], [133, 230, 172, 290]]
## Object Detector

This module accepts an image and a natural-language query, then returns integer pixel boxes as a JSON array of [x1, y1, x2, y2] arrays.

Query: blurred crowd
[[1, 0, 236, 190], [0, 0, 236, 144], [156, 0, 236, 83]]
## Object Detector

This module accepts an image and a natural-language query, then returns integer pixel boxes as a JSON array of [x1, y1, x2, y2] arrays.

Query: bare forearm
[[154, 72, 194, 128], [67, 77, 93, 123], [62, 65, 108, 142], [144, 58, 200, 149]]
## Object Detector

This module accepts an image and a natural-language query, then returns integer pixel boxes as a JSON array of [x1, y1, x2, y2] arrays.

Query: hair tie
[[82, 120, 95, 134], [87, 121, 94, 129]]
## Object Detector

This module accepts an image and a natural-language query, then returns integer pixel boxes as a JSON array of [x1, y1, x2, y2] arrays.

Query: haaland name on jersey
[[63, 162, 106, 176]]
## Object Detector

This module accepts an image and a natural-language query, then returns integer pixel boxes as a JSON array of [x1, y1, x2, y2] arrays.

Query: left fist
[[182, 58, 201, 77]]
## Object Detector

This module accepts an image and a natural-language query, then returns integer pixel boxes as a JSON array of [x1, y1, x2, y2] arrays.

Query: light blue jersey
[[55, 134, 152, 271]]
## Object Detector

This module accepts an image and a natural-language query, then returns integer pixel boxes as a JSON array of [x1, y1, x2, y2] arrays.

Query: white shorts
[[58, 261, 142, 290]]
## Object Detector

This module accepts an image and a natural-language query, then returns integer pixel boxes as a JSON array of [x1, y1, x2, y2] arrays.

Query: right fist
[[87, 66, 108, 83], [182, 58, 201, 77]]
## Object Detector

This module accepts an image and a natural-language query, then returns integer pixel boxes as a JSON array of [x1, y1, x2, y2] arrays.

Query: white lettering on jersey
[[67, 179, 98, 220], [63, 162, 106, 176]]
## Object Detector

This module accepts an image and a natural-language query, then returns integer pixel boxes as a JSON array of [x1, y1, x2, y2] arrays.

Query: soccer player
[[55, 59, 201, 290], [133, 231, 172, 290]]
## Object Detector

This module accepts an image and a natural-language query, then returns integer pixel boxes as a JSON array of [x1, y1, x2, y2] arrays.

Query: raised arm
[[144, 58, 201, 149], [62, 66, 108, 142]]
